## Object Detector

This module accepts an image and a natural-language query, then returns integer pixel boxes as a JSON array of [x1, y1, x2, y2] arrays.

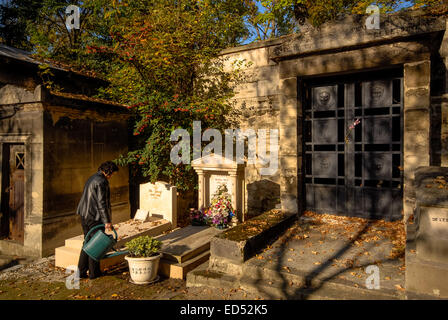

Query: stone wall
[[219, 10, 448, 220], [41, 103, 130, 256], [0, 84, 44, 257], [220, 40, 284, 217]]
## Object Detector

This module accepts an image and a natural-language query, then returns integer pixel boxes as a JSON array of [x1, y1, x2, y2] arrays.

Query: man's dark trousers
[[78, 217, 104, 279]]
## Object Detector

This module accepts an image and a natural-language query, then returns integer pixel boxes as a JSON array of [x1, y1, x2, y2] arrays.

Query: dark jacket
[[76, 171, 111, 224]]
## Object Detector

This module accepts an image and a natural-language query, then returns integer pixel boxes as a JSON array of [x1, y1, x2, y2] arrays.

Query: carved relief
[[312, 86, 337, 110], [363, 81, 392, 108]]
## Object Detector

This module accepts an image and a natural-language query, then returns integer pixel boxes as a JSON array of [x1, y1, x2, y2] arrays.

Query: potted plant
[[125, 235, 162, 284], [205, 184, 235, 229]]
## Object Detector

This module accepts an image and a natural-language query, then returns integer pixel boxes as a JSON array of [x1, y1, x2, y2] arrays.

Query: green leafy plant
[[125, 236, 162, 258]]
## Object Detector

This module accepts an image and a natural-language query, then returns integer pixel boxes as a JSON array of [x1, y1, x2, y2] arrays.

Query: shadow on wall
[[247, 179, 281, 219]]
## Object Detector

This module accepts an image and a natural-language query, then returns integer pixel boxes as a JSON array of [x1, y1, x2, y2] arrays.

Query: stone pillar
[[229, 170, 239, 219], [403, 60, 431, 221], [197, 169, 205, 209], [440, 20, 448, 166], [279, 77, 299, 214], [442, 96, 448, 167]]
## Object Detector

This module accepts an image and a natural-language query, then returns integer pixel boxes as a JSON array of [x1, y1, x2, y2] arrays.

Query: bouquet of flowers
[[190, 208, 207, 226], [205, 184, 235, 229]]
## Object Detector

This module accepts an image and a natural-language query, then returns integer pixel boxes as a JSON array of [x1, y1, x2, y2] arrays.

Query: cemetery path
[[0, 256, 261, 300], [241, 211, 407, 299]]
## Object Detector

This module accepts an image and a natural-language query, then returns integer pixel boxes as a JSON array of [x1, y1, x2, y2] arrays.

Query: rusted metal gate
[[303, 71, 403, 220], [1, 143, 25, 243]]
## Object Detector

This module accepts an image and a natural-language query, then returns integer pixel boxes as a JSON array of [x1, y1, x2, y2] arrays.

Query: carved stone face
[[372, 84, 385, 103], [320, 158, 329, 169], [319, 90, 331, 106]]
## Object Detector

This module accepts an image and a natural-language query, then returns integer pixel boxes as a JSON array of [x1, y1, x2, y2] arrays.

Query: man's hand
[[105, 223, 113, 232]]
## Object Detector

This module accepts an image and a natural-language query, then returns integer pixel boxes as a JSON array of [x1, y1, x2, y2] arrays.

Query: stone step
[[187, 266, 404, 300], [55, 246, 128, 271], [156, 226, 222, 263], [159, 250, 211, 280], [0, 255, 17, 271]]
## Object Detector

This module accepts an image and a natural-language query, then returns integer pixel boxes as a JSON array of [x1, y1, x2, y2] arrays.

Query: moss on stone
[[217, 210, 288, 242]]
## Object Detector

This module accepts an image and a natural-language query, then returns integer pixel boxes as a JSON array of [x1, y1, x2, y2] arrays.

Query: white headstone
[[140, 181, 177, 227], [209, 174, 234, 204]]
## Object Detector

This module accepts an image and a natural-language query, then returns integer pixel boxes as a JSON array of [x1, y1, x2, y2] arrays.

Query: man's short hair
[[98, 161, 119, 176]]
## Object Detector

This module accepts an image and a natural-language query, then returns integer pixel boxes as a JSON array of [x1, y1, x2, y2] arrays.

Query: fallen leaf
[[395, 285, 405, 291], [111, 293, 118, 298], [314, 262, 321, 265]]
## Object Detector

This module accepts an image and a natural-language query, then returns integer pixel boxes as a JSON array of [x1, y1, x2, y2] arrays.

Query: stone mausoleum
[[0, 45, 131, 258], [221, 10, 448, 222], [215, 9, 448, 296]]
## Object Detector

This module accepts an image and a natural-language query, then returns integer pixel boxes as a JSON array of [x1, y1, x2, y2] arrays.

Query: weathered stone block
[[404, 131, 429, 155], [280, 78, 297, 98], [404, 88, 430, 109], [210, 210, 296, 263], [404, 109, 430, 131], [404, 61, 431, 88], [416, 206, 448, 264]]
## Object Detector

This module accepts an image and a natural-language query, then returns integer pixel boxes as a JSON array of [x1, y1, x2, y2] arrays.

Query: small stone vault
[[0, 45, 131, 257], [220, 10, 448, 223]]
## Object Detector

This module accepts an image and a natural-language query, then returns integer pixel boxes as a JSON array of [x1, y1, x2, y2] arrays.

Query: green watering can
[[82, 224, 128, 261]]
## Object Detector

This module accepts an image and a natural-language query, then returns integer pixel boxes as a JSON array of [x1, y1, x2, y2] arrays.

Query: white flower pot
[[125, 254, 161, 284]]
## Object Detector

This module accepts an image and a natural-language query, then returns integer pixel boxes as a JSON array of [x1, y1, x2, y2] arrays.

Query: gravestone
[[192, 154, 246, 222], [140, 181, 178, 227], [414, 167, 448, 264], [406, 166, 448, 298]]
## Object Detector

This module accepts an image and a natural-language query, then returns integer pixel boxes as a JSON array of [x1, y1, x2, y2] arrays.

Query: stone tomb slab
[[55, 217, 172, 270], [156, 225, 222, 263]]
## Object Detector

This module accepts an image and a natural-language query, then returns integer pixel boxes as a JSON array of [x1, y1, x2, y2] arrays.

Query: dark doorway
[[303, 69, 403, 220], [1, 143, 25, 243]]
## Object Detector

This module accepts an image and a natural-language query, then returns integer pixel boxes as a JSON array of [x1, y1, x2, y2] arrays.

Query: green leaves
[[125, 236, 162, 258]]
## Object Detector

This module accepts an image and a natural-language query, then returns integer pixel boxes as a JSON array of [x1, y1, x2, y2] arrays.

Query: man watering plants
[[76, 161, 119, 279]]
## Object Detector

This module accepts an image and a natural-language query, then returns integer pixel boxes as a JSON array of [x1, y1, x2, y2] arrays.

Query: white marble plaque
[[134, 209, 149, 222], [209, 174, 234, 203]]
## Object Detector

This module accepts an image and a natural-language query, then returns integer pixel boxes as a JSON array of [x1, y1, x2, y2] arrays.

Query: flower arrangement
[[205, 184, 235, 229], [190, 207, 207, 226]]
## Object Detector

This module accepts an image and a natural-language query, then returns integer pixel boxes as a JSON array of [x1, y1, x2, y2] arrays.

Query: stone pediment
[[269, 11, 446, 61], [191, 153, 246, 171]]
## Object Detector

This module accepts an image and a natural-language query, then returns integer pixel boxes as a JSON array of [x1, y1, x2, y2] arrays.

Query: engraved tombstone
[[139, 181, 177, 227], [415, 167, 448, 265], [192, 154, 246, 222]]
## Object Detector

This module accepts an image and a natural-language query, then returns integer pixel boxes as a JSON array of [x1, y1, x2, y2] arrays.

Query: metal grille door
[[304, 75, 403, 220]]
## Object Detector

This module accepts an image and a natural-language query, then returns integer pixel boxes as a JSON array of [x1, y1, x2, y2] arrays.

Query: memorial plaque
[[363, 117, 391, 144], [134, 209, 149, 222], [209, 174, 234, 204], [312, 153, 338, 178], [313, 119, 338, 144], [363, 153, 392, 179]]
